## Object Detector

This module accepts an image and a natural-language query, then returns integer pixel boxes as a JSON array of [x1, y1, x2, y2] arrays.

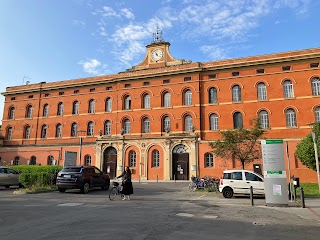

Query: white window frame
[[259, 110, 269, 129], [41, 125, 47, 138], [152, 150, 160, 167], [283, 80, 294, 98], [286, 109, 297, 127], [232, 85, 241, 102], [184, 90, 192, 105], [205, 153, 214, 167], [124, 119, 130, 134], [163, 92, 171, 107], [144, 94, 150, 109], [71, 123, 78, 137], [163, 116, 170, 132], [87, 122, 94, 136], [106, 98, 112, 112], [257, 83, 267, 100], [25, 126, 31, 139], [73, 101, 79, 115], [315, 106, 320, 123], [143, 117, 150, 133], [209, 87, 217, 104], [56, 124, 62, 138], [88, 100, 95, 113], [184, 115, 192, 131], [210, 114, 218, 130], [129, 150, 136, 167], [105, 121, 111, 135], [312, 78, 320, 96]]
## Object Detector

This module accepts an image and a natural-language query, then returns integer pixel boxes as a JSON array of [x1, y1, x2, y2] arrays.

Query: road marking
[[176, 213, 194, 217], [57, 203, 84, 207], [202, 215, 218, 219], [192, 194, 207, 200]]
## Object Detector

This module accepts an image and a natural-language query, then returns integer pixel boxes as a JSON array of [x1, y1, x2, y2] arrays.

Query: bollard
[[300, 187, 305, 208], [250, 186, 254, 206], [156, 175, 158, 183], [174, 174, 176, 183]]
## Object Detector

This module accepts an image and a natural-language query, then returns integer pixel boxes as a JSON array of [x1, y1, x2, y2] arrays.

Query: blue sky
[[1, 0, 320, 124]]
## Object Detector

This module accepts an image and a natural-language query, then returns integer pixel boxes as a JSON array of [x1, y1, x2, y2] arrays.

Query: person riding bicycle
[[116, 166, 133, 200]]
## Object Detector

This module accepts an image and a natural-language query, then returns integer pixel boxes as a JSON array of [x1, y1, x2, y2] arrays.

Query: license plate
[[64, 174, 71, 178]]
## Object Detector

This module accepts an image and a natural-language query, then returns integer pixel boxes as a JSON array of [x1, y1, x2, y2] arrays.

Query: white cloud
[[114, 41, 145, 66], [121, 8, 135, 20], [79, 59, 102, 75], [72, 19, 86, 26], [102, 6, 119, 17], [200, 45, 229, 60]]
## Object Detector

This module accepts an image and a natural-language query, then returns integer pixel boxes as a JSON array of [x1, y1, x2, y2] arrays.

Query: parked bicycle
[[109, 179, 125, 200], [188, 176, 219, 192]]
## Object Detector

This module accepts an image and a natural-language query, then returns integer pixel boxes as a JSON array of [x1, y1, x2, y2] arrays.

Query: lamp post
[[77, 130, 86, 166]]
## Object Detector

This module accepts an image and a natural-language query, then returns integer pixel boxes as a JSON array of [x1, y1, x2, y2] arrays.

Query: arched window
[[24, 125, 31, 139], [124, 119, 130, 134], [163, 116, 170, 132], [311, 77, 320, 96], [26, 105, 33, 118], [315, 106, 320, 123], [43, 104, 49, 117], [13, 156, 20, 165], [129, 150, 136, 167], [57, 102, 64, 116], [232, 85, 241, 102], [30, 156, 36, 165], [184, 115, 193, 131], [105, 120, 111, 135], [205, 153, 214, 167], [71, 122, 78, 137], [88, 99, 95, 113], [259, 110, 269, 129], [257, 83, 267, 100], [209, 113, 218, 130], [184, 90, 192, 105], [283, 80, 294, 98], [47, 155, 55, 165], [56, 123, 62, 138], [105, 98, 112, 112], [72, 101, 79, 115], [152, 150, 160, 167], [143, 117, 150, 133], [124, 95, 131, 110], [85, 155, 91, 166], [41, 125, 47, 138], [286, 108, 297, 127], [6, 127, 13, 140], [233, 112, 243, 129], [87, 121, 94, 136], [143, 94, 150, 109], [8, 106, 15, 119], [208, 87, 217, 104], [163, 92, 171, 107]]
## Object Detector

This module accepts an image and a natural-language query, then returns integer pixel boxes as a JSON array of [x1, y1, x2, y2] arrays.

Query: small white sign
[[273, 184, 282, 196]]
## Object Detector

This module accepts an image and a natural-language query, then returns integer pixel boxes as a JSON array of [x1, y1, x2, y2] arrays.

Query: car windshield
[[61, 167, 81, 173]]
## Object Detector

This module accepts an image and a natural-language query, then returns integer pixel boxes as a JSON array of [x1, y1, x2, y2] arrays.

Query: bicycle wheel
[[109, 187, 118, 200], [188, 182, 197, 192]]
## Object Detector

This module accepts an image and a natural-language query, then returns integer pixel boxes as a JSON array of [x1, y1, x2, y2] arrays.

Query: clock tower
[[128, 27, 191, 71]]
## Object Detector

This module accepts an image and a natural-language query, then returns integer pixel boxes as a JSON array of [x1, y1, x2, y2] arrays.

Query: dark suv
[[56, 166, 110, 193]]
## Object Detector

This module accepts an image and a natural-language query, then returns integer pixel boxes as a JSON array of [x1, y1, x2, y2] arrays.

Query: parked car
[[219, 169, 264, 198], [56, 166, 110, 193], [0, 167, 24, 188]]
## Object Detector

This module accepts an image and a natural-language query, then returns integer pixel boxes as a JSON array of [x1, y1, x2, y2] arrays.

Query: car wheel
[[5, 185, 10, 189], [58, 188, 66, 193], [222, 187, 233, 198], [81, 183, 90, 194]]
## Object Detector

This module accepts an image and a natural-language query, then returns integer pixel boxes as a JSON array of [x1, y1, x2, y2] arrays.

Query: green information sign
[[266, 139, 283, 144]]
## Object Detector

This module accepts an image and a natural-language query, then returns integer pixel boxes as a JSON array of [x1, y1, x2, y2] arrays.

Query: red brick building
[[1, 32, 320, 182]]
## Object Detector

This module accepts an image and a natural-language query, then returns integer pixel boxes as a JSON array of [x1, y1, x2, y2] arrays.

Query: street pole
[[79, 137, 83, 166], [311, 131, 320, 193]]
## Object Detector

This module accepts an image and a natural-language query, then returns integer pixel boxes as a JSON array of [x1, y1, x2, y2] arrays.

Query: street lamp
[[77, 130, 86, 166], [309, 122, 320, 193]]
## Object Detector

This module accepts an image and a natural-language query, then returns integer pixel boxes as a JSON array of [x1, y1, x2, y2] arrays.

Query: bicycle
[[109, 179, 125, 200]]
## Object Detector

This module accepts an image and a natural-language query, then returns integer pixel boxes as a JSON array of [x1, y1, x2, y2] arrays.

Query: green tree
[[295, 123, 320, 171], [209, 118, 265, 169]]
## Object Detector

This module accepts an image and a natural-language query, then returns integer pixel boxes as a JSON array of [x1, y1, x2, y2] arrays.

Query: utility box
[[293, 177, 300, 188]]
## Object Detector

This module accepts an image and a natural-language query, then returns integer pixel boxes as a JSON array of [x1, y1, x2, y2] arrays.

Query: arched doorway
[[103, 147, 117, 178], [172, 144, 189, 180]]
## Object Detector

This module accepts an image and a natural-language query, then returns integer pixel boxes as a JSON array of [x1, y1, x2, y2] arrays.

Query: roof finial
[[153, 21, 164, 43]]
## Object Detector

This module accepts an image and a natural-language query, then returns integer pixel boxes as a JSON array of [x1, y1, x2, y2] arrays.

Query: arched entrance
[[172, 144, 189, 180], [103, 147, 117, 178]]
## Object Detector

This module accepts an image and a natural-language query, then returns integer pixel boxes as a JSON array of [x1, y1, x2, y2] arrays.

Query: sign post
[[261, 139, 288, 206]]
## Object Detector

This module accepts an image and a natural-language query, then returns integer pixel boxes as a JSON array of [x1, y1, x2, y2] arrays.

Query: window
[[56, 124, 62, 138], [259, 110, 269, 129], [74, 90, 79, 94], [233, 112, 243, 129], [42, 104, 49, 117], [88, 99, 95, 113], [57, 102, 64, 116], [124, 119, 130, 134], [205, 153, 214, 167], [152, 150, 160, 167], [282, 66, 291, 71], [311, 77, 320, 96], [72, 101, 79, 115], [14, 157, 20, 166], [124, 95, 131, 110], [283, 80, 294, 98], [257, 83, 267, 100], [209, 74, 216, 79], [163, 92, 171, 107], [232, 72, 239, 76], [184, 77, 191, 81], [143, 117, 150, 133], [26, 105, 33, 118], [87, 121, 94, 136], [184, 90, 192, 105], [8, 106, 15, 119], [184, 115, 193, 131], [232, 85, 241, 102], [6, 127, 13, 140], [11, 97, 16, 100], [30, 156, 36, 165], [105, 98, 112, 112], [125, 84, 131, 88], [231, 171, 243, 180], [315, 107, 320, 123], [106, 86, 112, 90], [85, 155, 91, 166], [105, 120, 111, 135], [71, 123, 78, 137], [89, 88, 95, 92], [143, 94, 150, 109], [286, 108, 297, 127], [163, 116, 170, 132], [44, 94, 49, 97], [143, 82, 150, 86], [310, 63, 319, 68], [209, 113, 218, 130], [28, 95, 33, 98], [208, 87, 217, 104], [24, 126, 31, 139], [245, 172, 263, 181], [163, 79, 170, 84], [256, 69, 265, 74], [59, 92, 64, 95], [47, 155, 55, 165], [41, 125, 47, 138], [129, 150, 136, 167]]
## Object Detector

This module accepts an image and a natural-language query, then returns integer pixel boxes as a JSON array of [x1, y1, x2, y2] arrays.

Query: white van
[[219, 170, 264, 198]]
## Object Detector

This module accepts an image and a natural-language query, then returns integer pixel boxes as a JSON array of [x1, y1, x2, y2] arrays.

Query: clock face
[[151, 49, 163, 62]]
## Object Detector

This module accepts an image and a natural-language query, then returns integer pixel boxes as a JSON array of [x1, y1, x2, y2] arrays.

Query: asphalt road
[[0, 183, 319, 240]]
